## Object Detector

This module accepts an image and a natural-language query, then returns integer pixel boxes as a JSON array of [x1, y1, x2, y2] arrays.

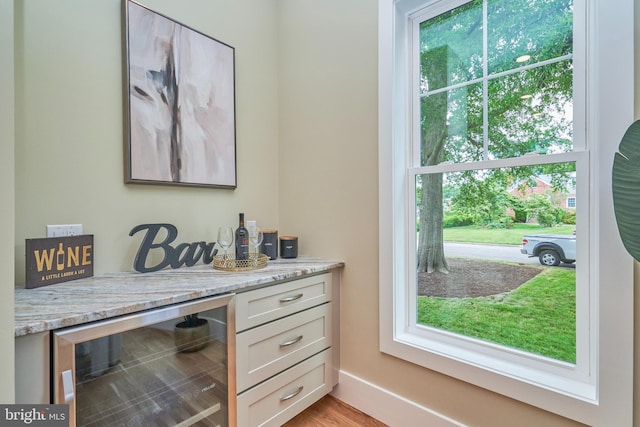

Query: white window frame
[[378, 0, 634, 425], [567, 196, 576, 208]]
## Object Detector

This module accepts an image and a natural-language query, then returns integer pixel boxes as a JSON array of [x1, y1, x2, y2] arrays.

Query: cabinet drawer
[[236, 273, 332, 332], [237, 349, 332, 427], [236, 303, 331, 392]]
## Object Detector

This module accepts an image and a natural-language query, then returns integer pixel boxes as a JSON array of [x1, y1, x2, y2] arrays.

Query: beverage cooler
[[52, 294, 236, 427]]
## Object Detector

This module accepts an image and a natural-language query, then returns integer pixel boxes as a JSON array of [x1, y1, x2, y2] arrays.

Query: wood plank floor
[[282, 395, 388, 427]]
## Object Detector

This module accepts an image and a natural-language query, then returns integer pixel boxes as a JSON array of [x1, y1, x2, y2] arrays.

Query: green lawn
[[418, 267, 576, 362], [443, 223, 575, 245]]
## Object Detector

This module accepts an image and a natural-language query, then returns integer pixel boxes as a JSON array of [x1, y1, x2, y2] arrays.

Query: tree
[[450, 177, 511, 226], [524, 193, 565, 227], [417, 0, 574, 273], [507, 194, 528, 223], [417, 45, 450, 273]]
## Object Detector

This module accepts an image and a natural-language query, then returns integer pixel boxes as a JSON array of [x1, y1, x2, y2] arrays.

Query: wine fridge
[[53, 294, 236, 427]]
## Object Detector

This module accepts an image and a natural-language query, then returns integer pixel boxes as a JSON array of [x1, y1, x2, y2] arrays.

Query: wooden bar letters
[[129, 224, 218, 273]]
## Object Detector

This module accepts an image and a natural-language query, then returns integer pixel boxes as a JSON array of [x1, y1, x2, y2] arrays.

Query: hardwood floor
[[282, 395, 388, 427]]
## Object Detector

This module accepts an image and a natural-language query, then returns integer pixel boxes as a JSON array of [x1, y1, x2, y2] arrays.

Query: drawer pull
[[280, 386, 304, 402], [280, 335, 304, 347], [279, 293, 304, 303]]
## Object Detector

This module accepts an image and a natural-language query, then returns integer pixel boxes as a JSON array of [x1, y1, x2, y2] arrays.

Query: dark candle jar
[[261, 229, 278, 260], [279, 236, 298, 258]]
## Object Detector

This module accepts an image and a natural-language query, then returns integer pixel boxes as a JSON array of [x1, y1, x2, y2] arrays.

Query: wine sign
[[130, 223, 218, 273], [25, 235, 94, 289]]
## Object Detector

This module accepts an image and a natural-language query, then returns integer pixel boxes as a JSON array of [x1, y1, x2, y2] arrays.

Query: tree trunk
[[417, 45, 450, 273], [418, 172, 449, 273]]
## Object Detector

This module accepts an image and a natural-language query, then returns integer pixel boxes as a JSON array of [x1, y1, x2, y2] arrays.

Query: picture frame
[[122, 0, 237, 188]]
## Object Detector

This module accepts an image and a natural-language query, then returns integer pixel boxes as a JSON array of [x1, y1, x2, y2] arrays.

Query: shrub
[[486, 222, 505, 229], [562, 211, 576, 224], [525, 194, 563, 227], [536, 210, 557, 228], [507, 195, 528, 223], [443, 213, 474, 228], [486, 216, 514, 229]]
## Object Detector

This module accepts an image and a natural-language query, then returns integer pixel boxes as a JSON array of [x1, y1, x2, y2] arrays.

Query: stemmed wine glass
[[217, 226, 234, 263], [249, 227, 264, 260]]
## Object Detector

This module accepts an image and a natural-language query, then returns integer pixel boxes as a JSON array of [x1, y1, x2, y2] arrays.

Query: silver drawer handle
[[280, 386, 304, 402], [279, 293, 303, 303], [280, 335, 304, 347]]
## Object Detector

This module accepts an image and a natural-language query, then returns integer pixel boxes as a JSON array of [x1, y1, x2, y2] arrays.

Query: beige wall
[[0, 0, 15, 404], [278, 1, 637, 426], [13, 0, 280, 280], [634, 5, 640, 426], [3, 0, 638, 425]]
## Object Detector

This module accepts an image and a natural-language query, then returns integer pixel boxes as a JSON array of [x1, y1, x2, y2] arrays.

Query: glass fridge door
[[53, 294, 236, 427]]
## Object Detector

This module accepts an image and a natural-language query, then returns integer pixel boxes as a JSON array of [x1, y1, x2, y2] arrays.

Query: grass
[[418, 267, 576, 363], [443, 223, 575, 245]]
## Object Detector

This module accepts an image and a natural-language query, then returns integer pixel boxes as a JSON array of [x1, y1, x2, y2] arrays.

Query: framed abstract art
[[123, 0, 236, 188]]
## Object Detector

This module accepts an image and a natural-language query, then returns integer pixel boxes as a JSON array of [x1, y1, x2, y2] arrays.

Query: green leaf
[[612, 120, 640, 262]]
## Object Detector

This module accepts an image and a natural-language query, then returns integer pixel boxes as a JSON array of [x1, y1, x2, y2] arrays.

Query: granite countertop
[[14, 258, 344, 337]]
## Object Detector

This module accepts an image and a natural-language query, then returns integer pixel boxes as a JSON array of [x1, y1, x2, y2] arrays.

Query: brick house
[[507, 175, 577, 220]]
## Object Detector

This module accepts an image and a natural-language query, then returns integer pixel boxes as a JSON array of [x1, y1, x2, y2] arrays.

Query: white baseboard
[[331, 370, 467, 427]]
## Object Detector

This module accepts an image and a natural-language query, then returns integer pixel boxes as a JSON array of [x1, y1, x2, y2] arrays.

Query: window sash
[[405, 150, 592, 386], [411, 1, 577, 166], [407, 0, 589, 384]]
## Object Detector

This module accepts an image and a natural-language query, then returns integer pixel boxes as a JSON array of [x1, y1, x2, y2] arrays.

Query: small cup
[[279, 236, 298, 258]]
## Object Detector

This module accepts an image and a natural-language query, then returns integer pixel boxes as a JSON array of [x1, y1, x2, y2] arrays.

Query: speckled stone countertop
[[14, 258, 344, 337]]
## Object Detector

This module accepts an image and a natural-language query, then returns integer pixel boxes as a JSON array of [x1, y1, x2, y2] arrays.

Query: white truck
[[520, 233, 576, 266]]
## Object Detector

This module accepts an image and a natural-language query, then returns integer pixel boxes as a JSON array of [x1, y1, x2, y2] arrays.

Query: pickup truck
[[521, 233, 576, 266]]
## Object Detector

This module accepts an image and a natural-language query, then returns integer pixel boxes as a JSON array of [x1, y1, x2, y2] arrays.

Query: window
[[379, 0, 634, 424], [413, 0, 578, 361]]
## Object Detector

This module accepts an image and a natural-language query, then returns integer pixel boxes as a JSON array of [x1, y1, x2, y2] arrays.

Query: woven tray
[[213, 253, 268, 271]]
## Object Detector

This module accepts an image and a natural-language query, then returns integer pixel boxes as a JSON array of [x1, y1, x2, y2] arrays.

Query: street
[[443, 242, 575, 268]]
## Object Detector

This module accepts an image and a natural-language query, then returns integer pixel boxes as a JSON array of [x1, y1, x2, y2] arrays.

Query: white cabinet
[[237, 350, 332, 427], [235, 272, 339, 427], [15, 332, 50, 404], [235, 273, 332, 332], [14, 264, 342, 427]]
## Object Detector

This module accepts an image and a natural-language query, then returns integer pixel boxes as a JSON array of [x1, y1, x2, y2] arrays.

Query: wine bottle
[[235, 213, 249, 260], [56, 243, 65, 271]]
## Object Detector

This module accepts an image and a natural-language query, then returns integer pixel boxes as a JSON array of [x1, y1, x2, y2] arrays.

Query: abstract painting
[[123, 0, 236, 188]]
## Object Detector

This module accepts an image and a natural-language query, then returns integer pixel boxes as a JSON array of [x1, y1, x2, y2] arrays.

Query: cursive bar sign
[[25, 235, 94, 288], [130, 224, 218, 273]]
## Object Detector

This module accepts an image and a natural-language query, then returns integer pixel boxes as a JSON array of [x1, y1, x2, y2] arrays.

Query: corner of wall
[[0, 0, 16, 403]]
